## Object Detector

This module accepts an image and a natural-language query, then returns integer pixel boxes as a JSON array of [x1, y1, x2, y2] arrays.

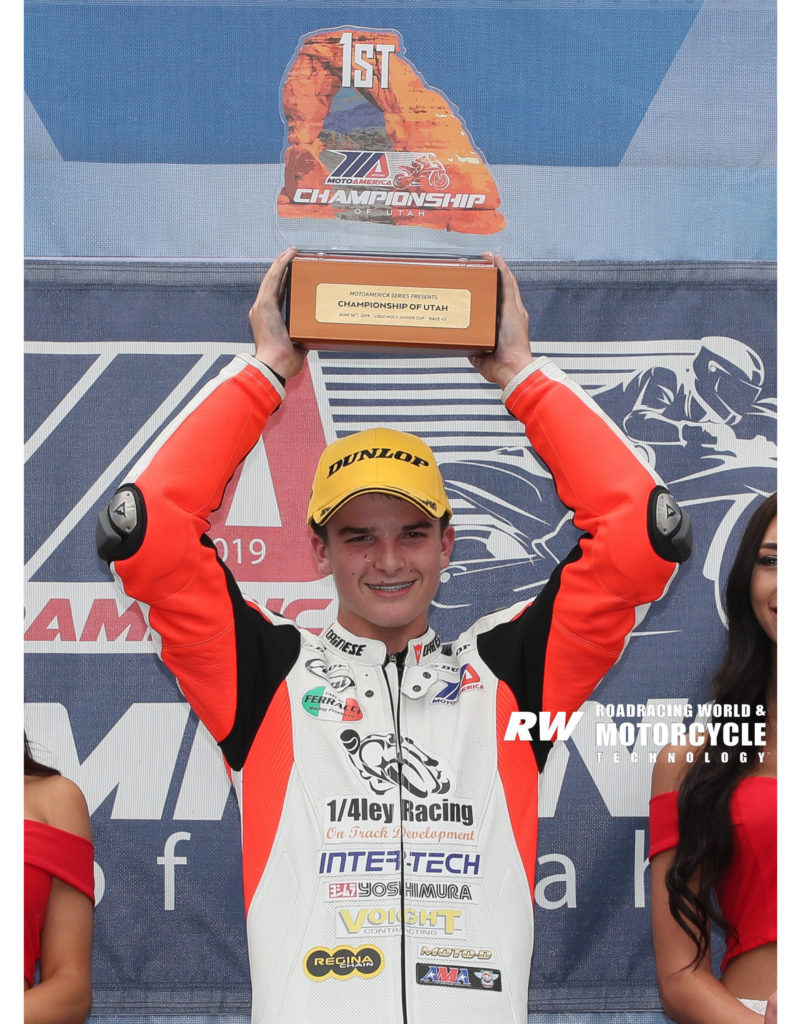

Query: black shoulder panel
[[477, 543, 583, 773], [201, 535, 302, 771]]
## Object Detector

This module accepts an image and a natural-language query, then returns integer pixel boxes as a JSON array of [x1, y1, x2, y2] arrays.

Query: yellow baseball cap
[[307, 428, 453, 526]]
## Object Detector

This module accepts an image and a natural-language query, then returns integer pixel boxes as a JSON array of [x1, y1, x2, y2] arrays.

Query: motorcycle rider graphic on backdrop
[[594, 336, 776, 477], [97, 248, 690, 1024]]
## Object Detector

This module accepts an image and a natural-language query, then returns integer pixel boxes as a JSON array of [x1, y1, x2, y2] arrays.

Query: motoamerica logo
[[325, 150, 394, 187], [339, 729, 453, 797]]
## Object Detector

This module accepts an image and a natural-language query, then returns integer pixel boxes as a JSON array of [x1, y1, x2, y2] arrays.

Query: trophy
[[277, 27, 506, 353]]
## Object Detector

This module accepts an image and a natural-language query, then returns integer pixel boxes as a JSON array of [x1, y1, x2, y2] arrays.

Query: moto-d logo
[[304, 945, 384, 981]]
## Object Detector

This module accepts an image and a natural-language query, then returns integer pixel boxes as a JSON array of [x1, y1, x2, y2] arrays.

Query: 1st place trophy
[[276, 27, 507, 354]]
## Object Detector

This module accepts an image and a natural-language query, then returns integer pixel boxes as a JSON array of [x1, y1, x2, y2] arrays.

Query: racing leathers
[[102, 354, 682, 1024]]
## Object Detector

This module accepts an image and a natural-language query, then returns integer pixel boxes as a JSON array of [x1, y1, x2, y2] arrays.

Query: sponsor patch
[[317, 848, 481, 876], [412, 634, 442, 662], [305, 657, 356, 691], [418, 945, 493, 960], [337, 905, 463, 938], [459, 664, 484, 693], [433, 663, 483, 704], [303, 944, 384, 981], [416, 963, 502, 991], [339, 729, 453, 796], [326, 880, 401, 901], [324, 627, 368, 657], [325, 880, 474, 902], [473, 968, 502, 990], [323, 794, 475, 844], [302, 687, 363, 722]]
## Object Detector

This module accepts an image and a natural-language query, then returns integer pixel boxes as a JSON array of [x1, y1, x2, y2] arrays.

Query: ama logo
[[419, 964, 470, 987], [413, 962, 501, 987], [415, 962, 502, 990]]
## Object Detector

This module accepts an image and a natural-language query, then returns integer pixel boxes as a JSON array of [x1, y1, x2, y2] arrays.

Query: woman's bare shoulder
[[25, 775, 92, 841], [651, 742, 697, 797]]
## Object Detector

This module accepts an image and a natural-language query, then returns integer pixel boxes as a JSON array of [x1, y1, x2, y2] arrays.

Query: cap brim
[[309, 486, 450, 526]]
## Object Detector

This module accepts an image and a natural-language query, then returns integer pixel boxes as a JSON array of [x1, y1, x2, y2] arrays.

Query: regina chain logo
[[303, 944, 384, 981]]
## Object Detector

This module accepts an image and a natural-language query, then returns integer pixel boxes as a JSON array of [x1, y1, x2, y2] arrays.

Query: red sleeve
[[648, 790, 680, 858], [25, 821, 95, 901], [504, 359, 679, 717], [112, 356, 287, 744], [25, 821, 95, 987]]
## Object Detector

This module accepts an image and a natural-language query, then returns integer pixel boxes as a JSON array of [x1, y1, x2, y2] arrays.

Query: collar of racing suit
[[320, 621, 447, 700]]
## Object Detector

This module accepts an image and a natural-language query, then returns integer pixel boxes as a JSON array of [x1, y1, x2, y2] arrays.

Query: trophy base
[[285, 252, 499, 353]]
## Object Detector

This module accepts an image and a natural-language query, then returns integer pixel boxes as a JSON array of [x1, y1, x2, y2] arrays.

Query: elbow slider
[[96, 484, 146, 562], [648, 486, 692, 563]]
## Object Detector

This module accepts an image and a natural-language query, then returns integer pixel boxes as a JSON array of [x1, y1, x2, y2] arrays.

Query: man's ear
[[440, 523, 456, 568], [309, 529, 331, 576]]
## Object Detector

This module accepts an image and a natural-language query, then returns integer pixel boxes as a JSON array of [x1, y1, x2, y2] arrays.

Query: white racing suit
[[103, 355, 683, 1023]]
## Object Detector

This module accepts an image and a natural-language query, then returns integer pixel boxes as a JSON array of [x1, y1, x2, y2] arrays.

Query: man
[[97, 248, 690, 1023]]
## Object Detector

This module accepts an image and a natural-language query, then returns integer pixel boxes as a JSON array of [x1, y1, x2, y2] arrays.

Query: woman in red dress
[[24, 736, 94, 1023], [649, 492, 777, 1022]]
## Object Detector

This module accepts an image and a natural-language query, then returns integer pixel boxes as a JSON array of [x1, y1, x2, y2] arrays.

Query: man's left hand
[[468, 253, 534, 389]]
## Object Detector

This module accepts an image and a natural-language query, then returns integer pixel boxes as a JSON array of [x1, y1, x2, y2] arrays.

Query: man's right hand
[[248, 247, 308, 380]]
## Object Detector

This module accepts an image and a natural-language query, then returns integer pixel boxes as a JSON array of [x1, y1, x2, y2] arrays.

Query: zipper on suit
[[383, 652, 409, 1024]]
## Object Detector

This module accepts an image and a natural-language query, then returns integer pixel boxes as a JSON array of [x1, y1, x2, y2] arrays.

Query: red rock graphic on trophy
[[278, 27, 505, 234]]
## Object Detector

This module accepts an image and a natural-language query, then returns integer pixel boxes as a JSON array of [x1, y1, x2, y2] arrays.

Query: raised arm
[[472, 255, 690, 728], [97, 249, 305, 756]]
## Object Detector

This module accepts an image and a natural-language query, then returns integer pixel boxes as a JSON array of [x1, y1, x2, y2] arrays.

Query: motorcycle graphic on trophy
[[392, 153, 450, 191]]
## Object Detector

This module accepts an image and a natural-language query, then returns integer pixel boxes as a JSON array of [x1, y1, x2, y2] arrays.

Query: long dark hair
[[24, 733, 61, 777], [665, 492, 776, 966]]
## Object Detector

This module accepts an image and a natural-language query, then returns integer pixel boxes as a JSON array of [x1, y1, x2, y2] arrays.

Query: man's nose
[[372, 539, 405, 573]]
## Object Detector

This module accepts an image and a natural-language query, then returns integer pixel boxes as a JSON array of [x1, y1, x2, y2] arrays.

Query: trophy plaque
[[285, 252, 499, 353]]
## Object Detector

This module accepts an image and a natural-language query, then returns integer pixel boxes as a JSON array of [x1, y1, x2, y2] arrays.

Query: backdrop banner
[[24, 260, 775, 1015], [25, 0, 775, 1017]]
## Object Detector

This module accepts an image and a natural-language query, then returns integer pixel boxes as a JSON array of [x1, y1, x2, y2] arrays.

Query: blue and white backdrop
[[24, 1, 775, 1021]]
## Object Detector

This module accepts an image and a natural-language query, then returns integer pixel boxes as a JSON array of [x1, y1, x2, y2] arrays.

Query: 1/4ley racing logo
[[340, 729, 453, 797], [303, 944, 384, 981]]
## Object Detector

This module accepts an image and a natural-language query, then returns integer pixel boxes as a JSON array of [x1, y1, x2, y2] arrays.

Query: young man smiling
[[98, 247, 690, 1024]]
